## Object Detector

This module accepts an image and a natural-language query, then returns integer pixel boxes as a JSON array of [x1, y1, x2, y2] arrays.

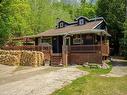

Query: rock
[[101, 63, 110, 69], [82, 62, 89, 67]]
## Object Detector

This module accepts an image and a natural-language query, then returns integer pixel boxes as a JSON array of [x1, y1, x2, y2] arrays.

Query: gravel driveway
[[0, 66, 87, 95], [102, 58, 127, 77]]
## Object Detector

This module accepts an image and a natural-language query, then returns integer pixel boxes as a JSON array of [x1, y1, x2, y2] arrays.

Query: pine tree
[[96, 0, 126, 55]]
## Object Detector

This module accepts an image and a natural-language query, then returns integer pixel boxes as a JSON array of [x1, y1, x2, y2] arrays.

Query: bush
[[0, 54, 19, 66], [121, 50, 127, 59], [0, 50, 44, 67]]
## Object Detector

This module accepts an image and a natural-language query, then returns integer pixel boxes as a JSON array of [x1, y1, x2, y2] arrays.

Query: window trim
[[59, 22, 64, 28], [79, 19, 85, 25]]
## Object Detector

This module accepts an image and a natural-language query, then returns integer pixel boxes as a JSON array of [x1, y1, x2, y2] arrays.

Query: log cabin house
[[4, 16, 111, 66]]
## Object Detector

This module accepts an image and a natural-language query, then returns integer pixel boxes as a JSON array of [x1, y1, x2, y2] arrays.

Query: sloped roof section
[[36, 20, 104, 37]]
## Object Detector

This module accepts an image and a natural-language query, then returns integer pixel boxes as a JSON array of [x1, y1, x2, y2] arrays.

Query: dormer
[[76, 16, 89, 25], [56, 20, 69, 28]]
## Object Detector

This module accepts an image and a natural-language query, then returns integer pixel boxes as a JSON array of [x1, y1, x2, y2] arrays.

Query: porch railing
[[68, 44, 109, 55], [68, 45, 101, 53]]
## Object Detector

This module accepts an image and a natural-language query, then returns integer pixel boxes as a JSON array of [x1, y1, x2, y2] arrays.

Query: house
[[5, 16, 110, 66]]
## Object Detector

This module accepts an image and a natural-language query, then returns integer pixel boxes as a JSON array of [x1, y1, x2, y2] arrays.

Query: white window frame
[[79, 19, 84, 25], [60, 22, 64, 28], [73, 38, 83, 45]]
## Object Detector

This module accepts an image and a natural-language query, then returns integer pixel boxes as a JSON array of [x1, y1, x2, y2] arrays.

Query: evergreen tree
[[96, 0, 126, 55]]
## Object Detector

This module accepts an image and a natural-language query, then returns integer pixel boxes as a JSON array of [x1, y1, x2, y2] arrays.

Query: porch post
[[62, 35, 68, 67], [100, 32, 103, 64]]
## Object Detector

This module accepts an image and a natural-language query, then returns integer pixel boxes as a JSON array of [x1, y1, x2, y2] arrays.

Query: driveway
[[0, 64, 61, 85], [102, 58, 127, 77], [0, 65, 87, 95]]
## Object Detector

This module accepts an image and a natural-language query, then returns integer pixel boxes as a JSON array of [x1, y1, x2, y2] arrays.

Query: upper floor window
[[59, 22, 64, 28], [79, 19, 85, 25]]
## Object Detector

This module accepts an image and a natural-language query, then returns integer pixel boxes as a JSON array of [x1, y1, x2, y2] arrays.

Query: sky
[[50, 0, 96, 4]]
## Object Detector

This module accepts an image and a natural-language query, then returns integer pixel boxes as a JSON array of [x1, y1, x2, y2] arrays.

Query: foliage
[[0, 0, 33, 46], [76, 2, 96, 18], [29, 0, 72, 34], [8, 0, 33, 36], [0, 0, 11, 46], [96, 0, 126, 31], [0, 0, 96, 46], [96, 0, 126, 55], [120, 19, 127, 57], [0, 0, 72, 46]]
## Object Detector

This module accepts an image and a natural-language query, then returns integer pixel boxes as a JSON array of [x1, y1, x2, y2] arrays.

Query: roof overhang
[[67, 29, 111, 36], [13, 29, 111, 41], [35, 29, 111, 37]]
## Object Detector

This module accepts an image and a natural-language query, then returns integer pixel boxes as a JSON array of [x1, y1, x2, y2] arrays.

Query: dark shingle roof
[[36, 20, 104, 37]]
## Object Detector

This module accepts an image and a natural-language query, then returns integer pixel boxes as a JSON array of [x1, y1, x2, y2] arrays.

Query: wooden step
[[51, 54, 63, 66]]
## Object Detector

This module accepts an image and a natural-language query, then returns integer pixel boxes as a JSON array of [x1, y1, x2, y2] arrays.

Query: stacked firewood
[[0, 50, 44, 66], [20, 51, 38, 66], [0, 54, 19, 66], [37, 51, 45, 66]]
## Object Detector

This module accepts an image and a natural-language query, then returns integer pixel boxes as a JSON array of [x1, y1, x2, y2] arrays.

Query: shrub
[[121, 50, 127, 59]]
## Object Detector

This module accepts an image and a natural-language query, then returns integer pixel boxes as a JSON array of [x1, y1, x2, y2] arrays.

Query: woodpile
[[0, 54, 19, 66], [20, 51, 38, 66], [0, 50, 44, 67], [37, 51, 45, 66]]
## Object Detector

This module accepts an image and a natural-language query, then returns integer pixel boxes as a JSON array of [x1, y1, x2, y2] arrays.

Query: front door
[[52, 36, 63, 53]]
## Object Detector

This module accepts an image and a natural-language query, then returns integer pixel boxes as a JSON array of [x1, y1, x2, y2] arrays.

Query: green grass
[[52, 62, 127, 95], [78, 62, 112, 75]]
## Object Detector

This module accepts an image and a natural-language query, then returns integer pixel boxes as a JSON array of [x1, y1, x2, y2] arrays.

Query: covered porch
[[3, 29, 110, 66], [36, 29, 110, 66]]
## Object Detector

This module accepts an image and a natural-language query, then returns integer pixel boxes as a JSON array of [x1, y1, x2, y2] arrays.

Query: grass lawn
[[52, 63, 127, 95]]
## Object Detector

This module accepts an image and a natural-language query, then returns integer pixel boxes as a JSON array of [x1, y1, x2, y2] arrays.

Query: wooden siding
[[69, 52, 102, 64], [67, 44, 109, 64], [101, 44, 109, 56]]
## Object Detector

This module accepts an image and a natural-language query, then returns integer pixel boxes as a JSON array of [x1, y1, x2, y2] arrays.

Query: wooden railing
[[68, 45, 101, 53], [68, 44, 109, 56], [2, 45, 52, 53]]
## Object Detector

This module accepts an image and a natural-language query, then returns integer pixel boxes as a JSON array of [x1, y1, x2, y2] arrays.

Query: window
[[59, 22, 64, 28], [73, 38, 83, 45], [73, 35, 83, 45], [79, 19, 85, 25], [41, 38, 51, 45]]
